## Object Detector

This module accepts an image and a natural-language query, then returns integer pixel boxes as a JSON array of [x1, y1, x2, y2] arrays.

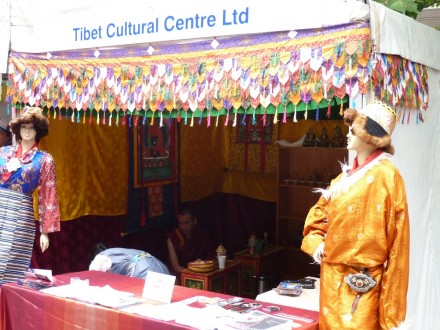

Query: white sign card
[[142, 271, 176, 304]]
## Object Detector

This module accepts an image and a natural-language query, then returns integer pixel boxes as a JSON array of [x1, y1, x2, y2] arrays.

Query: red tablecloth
[[0, 271, 318, 330]]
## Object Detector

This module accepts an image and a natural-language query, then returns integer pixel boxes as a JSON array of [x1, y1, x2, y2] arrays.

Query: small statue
[[331, 125, 345, 148], [263, 231, 269, 243], [317, 127, 330, 147], [248, 233, 257, 255], [216, 244, 227, 256], [302, 128, 316, 147]]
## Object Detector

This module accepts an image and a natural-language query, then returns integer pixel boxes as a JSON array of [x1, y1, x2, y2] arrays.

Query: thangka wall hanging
[[5, 22, 429, 127], [133, 118, 177, 187]]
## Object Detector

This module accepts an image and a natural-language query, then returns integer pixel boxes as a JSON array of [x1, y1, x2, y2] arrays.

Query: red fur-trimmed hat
[[343, 100, 397, 154]]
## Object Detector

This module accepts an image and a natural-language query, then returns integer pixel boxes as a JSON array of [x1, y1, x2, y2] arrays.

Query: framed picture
[[236, 119, 273, 144], [133, 119, 177, 187]]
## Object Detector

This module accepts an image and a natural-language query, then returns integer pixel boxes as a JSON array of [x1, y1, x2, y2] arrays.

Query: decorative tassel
[[142, 113, 147, 126], [54, 109, 57, 120], [241, 111, 247, 126], [224, 110, 229, 126], [97, 111, 100, 125], [59, 109, 62, 121], [282, 104, 287, 123], [76, 110, 81, 123], [102, 110, 106, 125], [316, 106, 320, 121], [134, 115, 138, 127], [160, 111, 164, 127], [273, 106, 278, 124], [215, 111, 219, 127], [233, 110, 237, 127], [262, 108, 267, 127], [150, 112, 155, 125], [198, 112, 203, 125], [190, 112, 194, 127], [82, 111, 86, 124], [327, 103, 331, 118], [207, 110, 211, 127], [252, 108, 256, 125], [339, 102, 344, 116], [116, 110, 120, 127], [304, 104, 308, 120], [293, 105, 297, 122], [109, 112, 113, 127], [71, 109, 75, 123], [89, 110, 93, 125]]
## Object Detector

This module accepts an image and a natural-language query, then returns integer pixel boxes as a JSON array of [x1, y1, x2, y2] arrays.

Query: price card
[[142, 271, 176, 304]]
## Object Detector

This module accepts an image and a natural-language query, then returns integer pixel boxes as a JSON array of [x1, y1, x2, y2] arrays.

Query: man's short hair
[[178, 207, 196, 220]]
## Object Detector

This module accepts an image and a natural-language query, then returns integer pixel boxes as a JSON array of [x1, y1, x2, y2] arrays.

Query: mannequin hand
[[313, 242, 325, 264], [40, 233, 49, 253]]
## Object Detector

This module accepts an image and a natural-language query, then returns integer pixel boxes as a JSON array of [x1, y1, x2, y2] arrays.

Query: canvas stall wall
[[369, 3, 440, 328]]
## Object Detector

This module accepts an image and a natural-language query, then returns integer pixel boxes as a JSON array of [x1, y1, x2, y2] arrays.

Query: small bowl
[[187, 259, 215, 273]]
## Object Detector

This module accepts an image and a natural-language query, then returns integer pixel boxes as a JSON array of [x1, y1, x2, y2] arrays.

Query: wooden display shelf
[[276, 145, 347, 279]]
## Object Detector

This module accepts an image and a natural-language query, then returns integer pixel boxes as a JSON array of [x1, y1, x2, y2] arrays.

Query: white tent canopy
[[1, 0, 440, 328], [1, 0, 370, 73]]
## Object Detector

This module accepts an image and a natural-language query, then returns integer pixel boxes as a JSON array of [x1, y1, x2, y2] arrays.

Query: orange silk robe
[[301, 154, 409, 329]]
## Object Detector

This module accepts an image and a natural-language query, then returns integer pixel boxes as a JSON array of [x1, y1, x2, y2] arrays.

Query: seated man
[[167, 208, 215, 275], [89, 244, 170, 279]]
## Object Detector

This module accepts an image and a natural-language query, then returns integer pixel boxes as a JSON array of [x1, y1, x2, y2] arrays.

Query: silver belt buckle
[[344, 272, 377, 293]]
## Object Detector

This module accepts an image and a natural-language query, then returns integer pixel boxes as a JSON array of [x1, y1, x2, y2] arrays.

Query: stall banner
[[8, 0, 368, 53]]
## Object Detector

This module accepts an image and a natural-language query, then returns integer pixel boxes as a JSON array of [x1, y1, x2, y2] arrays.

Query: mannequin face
[[20, 123, 37, 143], [346, 127, 370, 152]]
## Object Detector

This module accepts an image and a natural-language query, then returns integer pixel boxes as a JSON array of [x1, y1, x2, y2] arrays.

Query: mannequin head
[[343, 100, 397, 154], [346, 126, 378, 155], [9, 106, 49, 143]]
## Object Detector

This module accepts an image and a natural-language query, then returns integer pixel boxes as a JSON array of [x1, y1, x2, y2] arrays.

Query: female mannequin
[[301, 100, 410, 329], [0, 106, 60, 285]]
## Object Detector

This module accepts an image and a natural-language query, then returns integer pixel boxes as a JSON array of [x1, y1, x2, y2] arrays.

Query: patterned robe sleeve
[[38, 153, 61, 233], [301, 194, 329, 256], [379, 172, 410, 328]]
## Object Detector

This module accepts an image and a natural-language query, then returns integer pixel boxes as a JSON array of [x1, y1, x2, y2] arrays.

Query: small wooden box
[[180, 260, 241, 296]]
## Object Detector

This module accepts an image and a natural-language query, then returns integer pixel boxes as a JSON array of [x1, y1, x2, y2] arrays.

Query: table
[[256, 277, 320, 312], [234, 246, 285, 298], [0, 270, 319, 330], [180, 260, 241, 296]]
